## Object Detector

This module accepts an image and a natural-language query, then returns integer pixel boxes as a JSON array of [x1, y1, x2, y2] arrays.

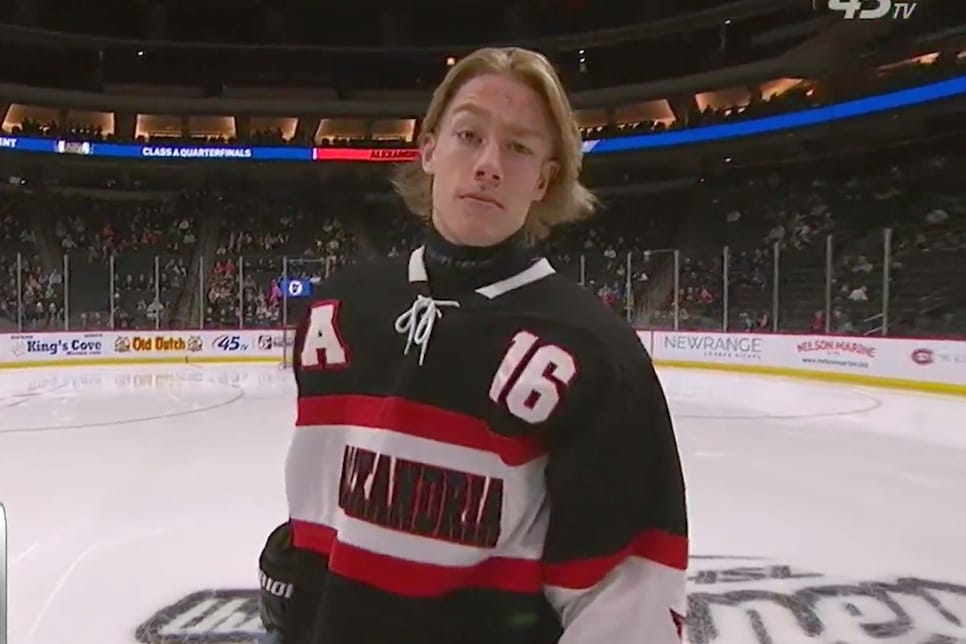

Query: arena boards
[[2, 329, 963, 397]]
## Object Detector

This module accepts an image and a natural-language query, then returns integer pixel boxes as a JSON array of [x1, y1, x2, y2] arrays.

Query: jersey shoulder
[[309, 256, 409, 300], [531, 273, 652, 370]]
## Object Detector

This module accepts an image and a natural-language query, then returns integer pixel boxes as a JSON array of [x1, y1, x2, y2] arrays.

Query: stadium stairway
[[171, 204, 223, 328]]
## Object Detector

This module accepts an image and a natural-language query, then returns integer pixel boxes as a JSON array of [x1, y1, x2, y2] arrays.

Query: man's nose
[[473, 137, 502, 183]]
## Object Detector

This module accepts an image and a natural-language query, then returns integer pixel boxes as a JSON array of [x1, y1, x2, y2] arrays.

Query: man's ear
[[535, 160, 559, 200], [420, 134, 437, 175]]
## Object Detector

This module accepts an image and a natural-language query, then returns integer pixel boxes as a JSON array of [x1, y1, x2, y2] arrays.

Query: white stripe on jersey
[[547, 557, 687, 643], [286, 423, 550, 568]]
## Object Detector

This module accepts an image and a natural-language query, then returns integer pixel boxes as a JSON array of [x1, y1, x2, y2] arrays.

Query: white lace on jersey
[[396, 245, 555, 366], [394, 294, 460, 366]]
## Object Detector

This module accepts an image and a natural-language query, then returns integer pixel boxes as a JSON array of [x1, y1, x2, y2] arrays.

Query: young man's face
[[420, 73, 559, 247]]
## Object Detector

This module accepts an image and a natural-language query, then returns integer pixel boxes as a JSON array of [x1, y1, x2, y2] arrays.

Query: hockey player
[[276, 46, 689, 643]]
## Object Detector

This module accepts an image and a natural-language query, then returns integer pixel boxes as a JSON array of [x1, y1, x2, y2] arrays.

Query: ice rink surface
[[1, 363, 965, 644]]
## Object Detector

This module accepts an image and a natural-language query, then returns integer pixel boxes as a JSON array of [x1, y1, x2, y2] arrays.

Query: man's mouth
[[461, 194, 503, 209]]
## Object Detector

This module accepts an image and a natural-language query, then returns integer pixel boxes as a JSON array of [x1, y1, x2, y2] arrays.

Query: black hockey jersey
[[284, 233, 689, 644]]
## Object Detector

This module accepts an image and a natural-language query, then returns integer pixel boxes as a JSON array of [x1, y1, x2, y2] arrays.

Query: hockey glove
[[258, 521, 297, 638]]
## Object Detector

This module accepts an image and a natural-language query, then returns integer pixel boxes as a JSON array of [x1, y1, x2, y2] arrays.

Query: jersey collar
[[407, 246, 555, 299]]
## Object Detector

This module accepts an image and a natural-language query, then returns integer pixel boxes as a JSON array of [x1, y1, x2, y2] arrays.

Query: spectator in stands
[[739, 311, 754, 331], [853, 255, 874, 274], [848, 285, 869, 302], [810, 310, 825, 334], [832, 307, 854, 334]]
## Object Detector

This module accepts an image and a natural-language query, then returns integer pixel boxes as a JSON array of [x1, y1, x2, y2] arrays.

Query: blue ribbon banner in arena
[[0, 75, 963, 163], [281, 279, 312, 299]]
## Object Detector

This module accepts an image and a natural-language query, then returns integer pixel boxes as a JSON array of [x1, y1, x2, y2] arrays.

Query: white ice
[[1, 363, 965, 644]]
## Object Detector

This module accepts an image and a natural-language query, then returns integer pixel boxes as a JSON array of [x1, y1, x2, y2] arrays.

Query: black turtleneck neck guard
[[421, 224, 538, 297]]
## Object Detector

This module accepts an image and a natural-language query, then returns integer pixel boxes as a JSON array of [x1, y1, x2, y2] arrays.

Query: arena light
[[584, 74, 966, 154], [0, 75, 962, 162]]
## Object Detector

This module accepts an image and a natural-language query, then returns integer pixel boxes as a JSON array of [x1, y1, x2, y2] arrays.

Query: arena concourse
[[1, 1, 965, 643]]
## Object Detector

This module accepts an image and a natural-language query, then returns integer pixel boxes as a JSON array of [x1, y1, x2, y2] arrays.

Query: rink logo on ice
[[115, 335, 204, 353], [136, 589, 263, 644], [685, 555, 966, 643], [140, 560, 966, 643], [663, 334, 763, 361], [9, 333, 104, 358]]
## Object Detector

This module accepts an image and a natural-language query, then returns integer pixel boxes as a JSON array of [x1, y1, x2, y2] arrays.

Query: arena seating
[[200, 193, 355, 330], [1, 54, 965, 337], [17, 190, 200, 330], [0, 195, 55, 331], [1, 137, 964, 338]]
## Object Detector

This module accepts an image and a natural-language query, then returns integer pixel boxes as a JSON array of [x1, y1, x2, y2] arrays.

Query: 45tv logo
[[827, 0, 917, 20], [213, 334, 250, 353]]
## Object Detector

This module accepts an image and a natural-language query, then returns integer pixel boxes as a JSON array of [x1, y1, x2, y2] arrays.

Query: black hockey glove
[[258, 521, 298, 638]]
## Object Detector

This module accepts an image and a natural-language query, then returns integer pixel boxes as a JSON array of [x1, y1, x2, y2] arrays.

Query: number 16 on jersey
[[489, 331, 577, 425]]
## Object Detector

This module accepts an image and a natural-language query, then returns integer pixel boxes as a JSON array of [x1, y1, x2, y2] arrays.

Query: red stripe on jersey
[[296, 394, 545, 466], [291, 519, 542, 597], [542, 529, 688, 590]]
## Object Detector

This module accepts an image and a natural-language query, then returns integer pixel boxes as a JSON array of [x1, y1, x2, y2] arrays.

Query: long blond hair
[[392, 47, 598, 240]]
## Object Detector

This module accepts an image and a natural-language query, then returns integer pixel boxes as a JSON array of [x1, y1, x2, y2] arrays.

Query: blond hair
[[392, 47, 598, 240]]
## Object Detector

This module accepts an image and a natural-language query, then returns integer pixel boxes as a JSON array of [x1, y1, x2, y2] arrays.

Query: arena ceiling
[[3, 0, 809, 47]]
